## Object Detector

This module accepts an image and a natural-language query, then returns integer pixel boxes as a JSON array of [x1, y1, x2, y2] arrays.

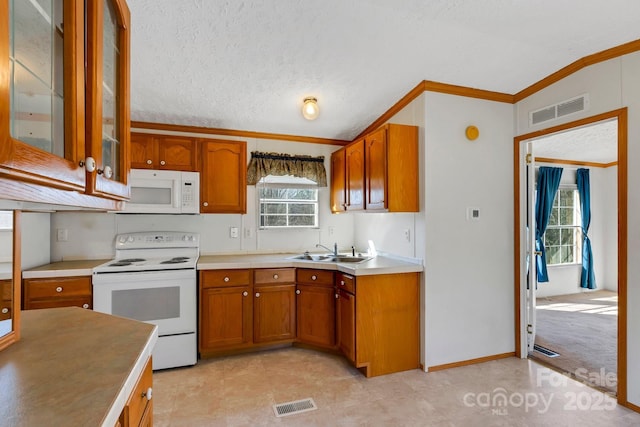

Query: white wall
[[51, 136, 354, 261], [515, 50, 640, 406], [535, 164, 618, 298], [21, 212, 51, 270], [422, 92, 514, 368]]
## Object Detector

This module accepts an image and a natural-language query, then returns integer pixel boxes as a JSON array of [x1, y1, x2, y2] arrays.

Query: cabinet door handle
[[82, 303, 89, 309], [56, 286, 63, 293], [255, 292, 260, 297], [273, 274, 279, 279], [340, 281, 345, 286], [242, 291, 248, 297], [146, 159, 152, 165], [224, 277, 230, 282], [1, 308, 8, 314], [335, 293, 339, 299], [296, 289, 301, 295], [311, 275, 317, 280], [80, 157, 96, 172], [142, 387, 153, 401], [203, 202, 209, 207], [160, 160, 166, 166]]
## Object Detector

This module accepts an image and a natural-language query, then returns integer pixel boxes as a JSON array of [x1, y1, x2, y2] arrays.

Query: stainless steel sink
[[290, 253, 372, 263], [329, 256, 371, 263], [291, 254, 334, 261]]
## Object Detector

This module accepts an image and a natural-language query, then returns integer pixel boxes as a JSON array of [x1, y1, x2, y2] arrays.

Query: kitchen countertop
[[197, 253, 423, 276], [0, 307, 157, 427], [22, 259, 110, 279]]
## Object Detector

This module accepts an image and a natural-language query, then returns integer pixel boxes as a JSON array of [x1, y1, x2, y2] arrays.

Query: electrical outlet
[[328, 226, 335, 236], [244, 227, 252, 238], [230, 227, 239, 238], [403, 228, 410, 242]]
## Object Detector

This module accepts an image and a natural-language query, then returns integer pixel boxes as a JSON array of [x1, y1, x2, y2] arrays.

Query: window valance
[[246, 151, 327, 186]]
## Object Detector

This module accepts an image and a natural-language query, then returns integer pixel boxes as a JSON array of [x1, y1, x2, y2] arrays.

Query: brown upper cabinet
[[131, 133, 199, 171], [200, 139, 247, 214], [331, 124, 418, 213], [0, 0, 130, 203]]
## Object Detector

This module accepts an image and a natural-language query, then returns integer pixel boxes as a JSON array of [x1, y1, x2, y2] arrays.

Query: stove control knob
[[118, 236, 127, 243], [127, 236, 135, 243]]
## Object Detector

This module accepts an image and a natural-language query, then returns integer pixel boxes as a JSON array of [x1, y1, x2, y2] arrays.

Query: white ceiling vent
[[529, 94, 589, 126]]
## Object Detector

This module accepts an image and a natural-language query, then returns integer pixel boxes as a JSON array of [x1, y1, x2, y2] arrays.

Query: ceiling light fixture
[[302, 97, 319, 120]]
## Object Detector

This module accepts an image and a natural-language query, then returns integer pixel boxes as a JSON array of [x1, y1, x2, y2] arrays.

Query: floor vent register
[[534, 344, 560, 358], [273, 398, 318, 417]]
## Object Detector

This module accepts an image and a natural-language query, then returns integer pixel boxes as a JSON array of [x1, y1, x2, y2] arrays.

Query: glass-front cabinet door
[[1, 0, 86, 191], [85, 0, 130, 200]]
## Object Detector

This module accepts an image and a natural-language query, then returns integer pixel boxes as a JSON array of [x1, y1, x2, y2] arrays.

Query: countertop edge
[[101, 325, 158, 427]]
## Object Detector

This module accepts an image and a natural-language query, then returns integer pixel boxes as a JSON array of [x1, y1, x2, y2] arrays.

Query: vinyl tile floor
[[152, 347, 640, 426]]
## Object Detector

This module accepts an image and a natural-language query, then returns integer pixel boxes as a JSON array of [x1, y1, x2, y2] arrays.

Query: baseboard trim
[[428, 352, 516, 372], [619, 400, 640, 414]]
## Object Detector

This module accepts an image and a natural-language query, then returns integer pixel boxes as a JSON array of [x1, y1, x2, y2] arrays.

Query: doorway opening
[[513, 109, 628, 403]]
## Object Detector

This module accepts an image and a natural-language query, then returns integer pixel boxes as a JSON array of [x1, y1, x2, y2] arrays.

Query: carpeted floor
[[533, 290, 617, 394]]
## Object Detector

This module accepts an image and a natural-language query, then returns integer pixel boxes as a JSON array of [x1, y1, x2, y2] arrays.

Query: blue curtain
[[535, 167, 563, 282], [577, 168, 596, 289]]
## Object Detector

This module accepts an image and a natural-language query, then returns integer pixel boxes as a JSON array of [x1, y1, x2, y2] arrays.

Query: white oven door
[[92, 269, 196, 336]]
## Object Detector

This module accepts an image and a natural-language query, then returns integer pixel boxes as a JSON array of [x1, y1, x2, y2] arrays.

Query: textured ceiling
[[533, 119, 617, 164], [127, 0, 640, 141]]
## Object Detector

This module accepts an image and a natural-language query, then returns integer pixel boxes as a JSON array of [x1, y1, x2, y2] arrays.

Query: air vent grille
[[529, 94, 589, 126], [273, 398, 317, 417]]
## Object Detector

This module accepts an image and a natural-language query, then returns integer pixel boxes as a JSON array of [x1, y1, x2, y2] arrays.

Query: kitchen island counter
[[0, 307, 157, 427]]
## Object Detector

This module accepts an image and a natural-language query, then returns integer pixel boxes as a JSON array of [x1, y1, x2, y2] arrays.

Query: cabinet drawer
[[0, 300, 11, 321], [23, 277, 91, 300], [201, 269, 251, 288], [336, 272, 355, 294], [124, 358, 153, 427], [25, 296, 92, 310], [296, 269, 334, 286], [254, 268, 295, 284]]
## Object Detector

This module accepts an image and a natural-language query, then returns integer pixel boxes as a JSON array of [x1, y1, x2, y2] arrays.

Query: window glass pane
[[547, 246, 560, 265], [289, 204, 315, 214], [559, 189, 574, 207], [261, 203, 286, 214], [289, 215, 315, 226], [560, 227, 574, 245], [548, 208, 559, 226], [559, 207, 573, 225], [262, 216, 287, 227], [545, 229, 560, 246], [561, 246, 574, 264]]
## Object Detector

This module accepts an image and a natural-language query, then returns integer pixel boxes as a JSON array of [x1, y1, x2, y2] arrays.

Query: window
[[258, 179, 318, 228], [543, 187, 581, 265]]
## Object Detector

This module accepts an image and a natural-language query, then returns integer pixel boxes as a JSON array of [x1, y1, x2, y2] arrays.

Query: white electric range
[[92, 232, 199, 370]]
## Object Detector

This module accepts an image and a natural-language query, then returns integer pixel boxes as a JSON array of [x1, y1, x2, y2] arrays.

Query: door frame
[[513, 108, 628, 404]]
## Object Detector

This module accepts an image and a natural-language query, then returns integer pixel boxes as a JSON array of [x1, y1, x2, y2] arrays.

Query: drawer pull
[[82, 303, 89, 309], [335, 293, 339, 299], [273, 274, 279, 279], [296, 289, 301, 295], [224, 277, 230, 282], [242, 291, 248, 297], [160, 160, 166, 166], [142, 387, 153, 401], [255, 292, 260, 298], [56, 286, 63, 293], [1, 308, 8, 314], [146, 159, 152, 165], [311, 275, 317, 280]]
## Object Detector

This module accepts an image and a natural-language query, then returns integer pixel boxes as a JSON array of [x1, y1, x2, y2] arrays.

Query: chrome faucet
[[316, 243, 338, 256]]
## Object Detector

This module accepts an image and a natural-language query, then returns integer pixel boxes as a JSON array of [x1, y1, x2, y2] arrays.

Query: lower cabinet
[[118, 357, 153, 427], [199, 268, 296, 356], [198, 267, 420, 377], [336, 271, 420, 377], [22, 276, 92, 310], [296, 269, 335, 349], [199, 270, 253, 353]]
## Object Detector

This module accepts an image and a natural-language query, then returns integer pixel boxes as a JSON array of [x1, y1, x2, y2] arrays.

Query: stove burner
[[161, 258, 189, 264], [118, 258, 146, 262], [108, 261, 132, 267]]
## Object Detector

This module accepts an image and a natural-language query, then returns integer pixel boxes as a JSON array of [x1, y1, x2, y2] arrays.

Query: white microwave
[[122, 169, 200, 214]]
